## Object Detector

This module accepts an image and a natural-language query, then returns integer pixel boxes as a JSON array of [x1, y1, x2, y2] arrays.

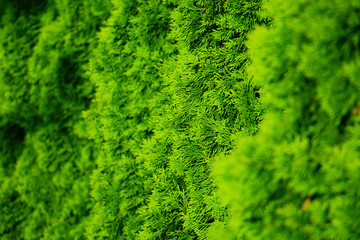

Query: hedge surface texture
[[137, 0, 267, 239], [1, 0, 360, 239], [84, 0, 176, 239]]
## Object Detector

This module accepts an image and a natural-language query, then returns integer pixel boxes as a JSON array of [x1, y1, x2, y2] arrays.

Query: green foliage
[[214, 0, 360, 239], [3, 0, 359, 239], [0, 0, 108, 239], [0, 4, 42, 127], [137, 0, 268, 239], [83, 0, 176, 238]]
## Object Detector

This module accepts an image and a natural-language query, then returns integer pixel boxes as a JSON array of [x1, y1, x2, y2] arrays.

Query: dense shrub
[[137, 0, 268, 239], [0, 1, 108, 239], [214, 0, 360, 239], [83, 0, 176, 238], [2, 0, 359, 239]]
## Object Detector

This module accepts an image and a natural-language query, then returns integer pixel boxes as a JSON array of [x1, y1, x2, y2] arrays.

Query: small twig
[[301, 196, 311, 212]]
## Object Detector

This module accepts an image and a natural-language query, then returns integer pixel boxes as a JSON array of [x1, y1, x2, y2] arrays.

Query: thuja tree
[[214, 0, 360, 239], [83, 0, 176, 238], [137, 0, 268, 239], [0, 0, 108, 239]]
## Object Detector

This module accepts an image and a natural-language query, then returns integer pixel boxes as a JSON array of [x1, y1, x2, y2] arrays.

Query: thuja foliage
[[0, 0, 108, 239], [83, 0, 176, 238], [137, 0, 268, 239], [215, 0, 360, 239], [4, 0, 359, 239]]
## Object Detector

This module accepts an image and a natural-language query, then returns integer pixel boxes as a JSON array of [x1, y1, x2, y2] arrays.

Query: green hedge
[[84, 0, 176, 238], [1, 0, 360, 239], [137, 0, 267, 239], [215, 0, 360, 239], [0, 1, 108, 239]]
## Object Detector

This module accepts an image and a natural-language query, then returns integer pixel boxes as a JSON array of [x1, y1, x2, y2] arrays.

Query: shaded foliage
[[0, 1, 109, 239]]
